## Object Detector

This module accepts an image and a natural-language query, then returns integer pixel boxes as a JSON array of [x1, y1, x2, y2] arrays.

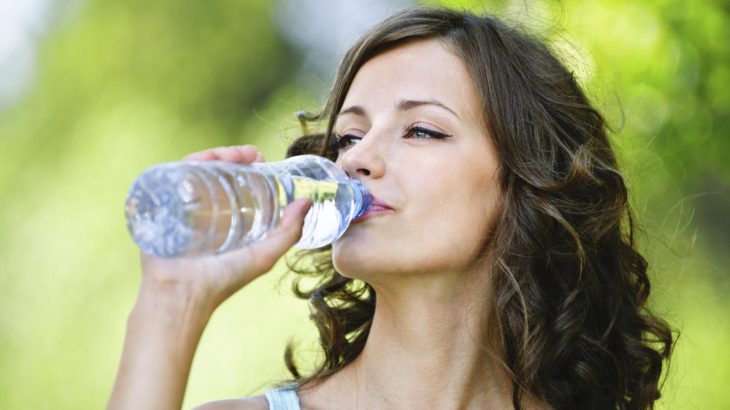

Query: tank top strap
[[264, 384, 301, 410]]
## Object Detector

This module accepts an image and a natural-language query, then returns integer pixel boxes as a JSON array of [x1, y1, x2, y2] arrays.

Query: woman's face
[[332, 39, 501, 279]]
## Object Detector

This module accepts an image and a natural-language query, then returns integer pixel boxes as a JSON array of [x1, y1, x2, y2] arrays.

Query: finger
[[182, 146, 259, 163], [254, 151, 265, 163], [213, 145, 258, 163], [248, 198, 312, 272], [183, 149, 218, 161], [278, 198, 312, 232]]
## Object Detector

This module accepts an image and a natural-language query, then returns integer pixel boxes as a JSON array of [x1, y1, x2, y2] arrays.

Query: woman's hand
[[108, 145, 310, 410], [140, 145, 312, 312]]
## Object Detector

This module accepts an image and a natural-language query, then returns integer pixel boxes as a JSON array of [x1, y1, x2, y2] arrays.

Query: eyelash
[[334, 125, 452, 149]]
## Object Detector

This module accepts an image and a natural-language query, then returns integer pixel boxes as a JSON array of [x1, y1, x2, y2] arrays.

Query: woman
[[108, 7, 673, 410]]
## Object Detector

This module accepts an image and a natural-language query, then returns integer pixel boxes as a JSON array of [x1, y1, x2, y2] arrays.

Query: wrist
[[131, 278, 215, 337]]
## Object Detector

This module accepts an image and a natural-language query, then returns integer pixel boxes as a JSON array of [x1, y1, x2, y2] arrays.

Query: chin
[[332, 240, 389, 279], [332, 245, 369, 279]]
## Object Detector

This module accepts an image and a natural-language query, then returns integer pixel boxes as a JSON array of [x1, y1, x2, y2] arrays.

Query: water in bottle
[[124, 155, 371, 258]]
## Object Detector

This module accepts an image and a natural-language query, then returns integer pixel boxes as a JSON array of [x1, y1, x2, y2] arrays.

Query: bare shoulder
[[191, 395, 269, 410]]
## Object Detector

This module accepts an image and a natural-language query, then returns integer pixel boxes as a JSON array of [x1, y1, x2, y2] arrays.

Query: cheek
[[422, 168, 501, 258], [416, 195, 496, 269], [331, 164, 501, 277], [386, 180, 497, 272]]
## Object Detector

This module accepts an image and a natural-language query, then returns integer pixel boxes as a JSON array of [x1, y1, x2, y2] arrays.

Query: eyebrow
[[338, 98, 460, 119]]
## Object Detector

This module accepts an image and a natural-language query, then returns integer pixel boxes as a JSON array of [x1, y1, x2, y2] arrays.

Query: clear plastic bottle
[[124, 155, 371, 258]]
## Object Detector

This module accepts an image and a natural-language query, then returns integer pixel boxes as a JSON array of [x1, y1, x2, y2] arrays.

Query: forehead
[[342, 39, 483, 122]]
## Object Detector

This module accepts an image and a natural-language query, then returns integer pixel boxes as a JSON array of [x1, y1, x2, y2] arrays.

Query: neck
[[332, 269, 516, 409]]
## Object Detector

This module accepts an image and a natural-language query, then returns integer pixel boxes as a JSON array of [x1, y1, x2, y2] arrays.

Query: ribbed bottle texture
[[124, 155, 370, 258]]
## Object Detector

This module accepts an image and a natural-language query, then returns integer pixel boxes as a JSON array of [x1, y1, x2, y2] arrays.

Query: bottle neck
[[351, 179, 371, 219]]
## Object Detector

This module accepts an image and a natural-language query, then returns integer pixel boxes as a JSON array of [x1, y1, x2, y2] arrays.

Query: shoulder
[[192, 395, 269, 410]]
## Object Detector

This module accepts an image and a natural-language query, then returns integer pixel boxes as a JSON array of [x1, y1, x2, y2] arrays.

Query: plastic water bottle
[[124, 155, 371, 258]]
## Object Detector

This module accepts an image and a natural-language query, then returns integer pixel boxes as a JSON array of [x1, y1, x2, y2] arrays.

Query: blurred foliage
[[0, 0, 727, 409]]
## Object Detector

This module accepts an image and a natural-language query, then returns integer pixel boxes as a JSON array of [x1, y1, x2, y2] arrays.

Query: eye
[[334, 133, 362, 150], [404, 125, 452, 140]]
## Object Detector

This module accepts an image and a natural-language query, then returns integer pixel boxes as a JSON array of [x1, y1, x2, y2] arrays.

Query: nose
[[337, 131, 385, 180]]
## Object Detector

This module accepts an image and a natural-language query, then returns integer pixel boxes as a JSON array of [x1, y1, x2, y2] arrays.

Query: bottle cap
[[351, 179, 371, 218]]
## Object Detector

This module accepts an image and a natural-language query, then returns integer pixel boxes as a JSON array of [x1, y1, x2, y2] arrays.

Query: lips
[[368, 196, 393, 210], [352, 195, 393, 224]]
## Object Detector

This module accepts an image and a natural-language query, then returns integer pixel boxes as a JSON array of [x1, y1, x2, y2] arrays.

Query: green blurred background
[[0, 0, 727, 408]]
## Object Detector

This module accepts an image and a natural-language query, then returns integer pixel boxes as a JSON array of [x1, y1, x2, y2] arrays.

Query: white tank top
[[264, 385, 301, 410]]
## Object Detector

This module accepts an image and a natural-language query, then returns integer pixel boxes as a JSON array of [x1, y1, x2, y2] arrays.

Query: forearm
[[108, 281, 214, 410]]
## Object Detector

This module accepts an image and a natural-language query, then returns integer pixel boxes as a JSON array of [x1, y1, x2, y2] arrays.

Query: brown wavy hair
[[282, 7, 673, 410]]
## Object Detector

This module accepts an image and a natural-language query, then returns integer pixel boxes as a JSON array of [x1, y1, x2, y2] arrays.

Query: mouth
[[352, 196, 393, 224]]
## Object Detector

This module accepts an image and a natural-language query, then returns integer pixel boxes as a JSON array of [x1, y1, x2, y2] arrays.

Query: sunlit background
[[0, 0, 727, 408]]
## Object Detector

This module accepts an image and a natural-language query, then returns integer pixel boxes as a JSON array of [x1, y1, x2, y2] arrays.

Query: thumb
[[248, 198, 312, 273]]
